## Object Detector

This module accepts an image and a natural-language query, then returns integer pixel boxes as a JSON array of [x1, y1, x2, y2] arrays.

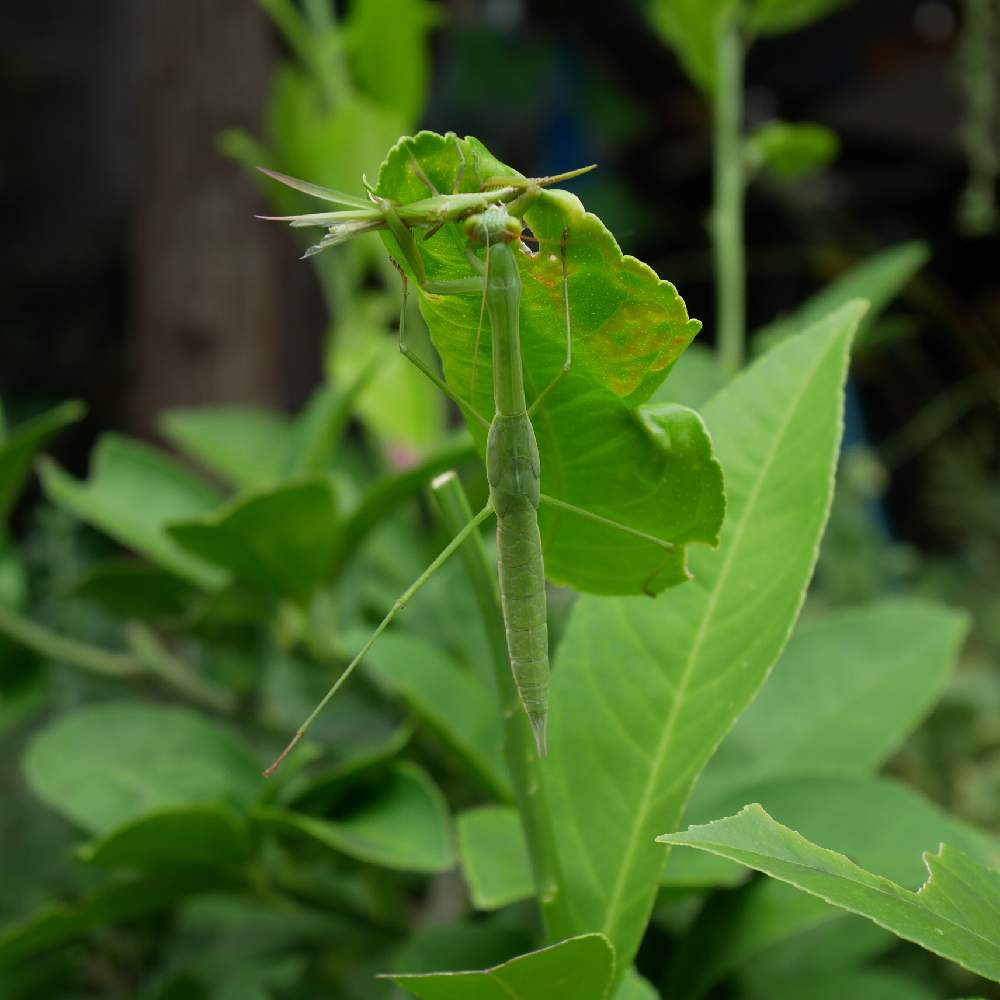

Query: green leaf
[[0, 399, 84, 523], [666, 774, 999, 995], [747, 121, 839, 178], [762, 969, 943, 1000], [754, 241, 929, 352], [658, 804, 1000, 983], [375, 132, 723, 595], [614, 969, 660, 1000], [39, 435, 225, 588], [647, 0, 736, 94], [168, 479, 340, 604], [344, 0, 438, 127], [254, 763, 454, 872], [70, 560, 199, 619], [23, 702, 261, 835], [159, 405, 294, 490], [358, 630, 510, 799], [385, 933, 615, 1000], [690, 599, 968, 804], [77, 804, 251, 873], [457, 806, 533, 910], [388, 919, 534, 979], [646, 0, 853, 94], [749, 0, 854, 36], [543, 303, 861, 976]]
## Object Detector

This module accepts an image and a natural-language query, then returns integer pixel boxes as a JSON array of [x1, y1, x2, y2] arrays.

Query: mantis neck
[[485, 242, 528, 417]]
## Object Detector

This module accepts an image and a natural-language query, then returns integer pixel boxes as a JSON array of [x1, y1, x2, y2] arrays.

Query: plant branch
[[713, 18, 747, 377]]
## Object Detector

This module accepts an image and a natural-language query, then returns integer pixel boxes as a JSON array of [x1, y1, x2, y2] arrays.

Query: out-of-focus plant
[[220, 0, 444, 454]]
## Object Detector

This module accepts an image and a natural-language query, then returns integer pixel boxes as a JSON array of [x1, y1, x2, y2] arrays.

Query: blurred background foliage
[[1, 0, 999, 997]]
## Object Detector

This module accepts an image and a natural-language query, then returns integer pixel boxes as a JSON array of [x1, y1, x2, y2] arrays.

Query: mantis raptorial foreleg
[[390, 256, 490, 430], [264, 501, 496, 777]]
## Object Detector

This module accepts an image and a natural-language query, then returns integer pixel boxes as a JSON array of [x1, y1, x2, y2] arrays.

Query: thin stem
[[713, 18, 747, 377], [431, 472, 571, 942], [125, 624, 235, 714], [264, 500, 495, 777], [0, 604, 138, 678]]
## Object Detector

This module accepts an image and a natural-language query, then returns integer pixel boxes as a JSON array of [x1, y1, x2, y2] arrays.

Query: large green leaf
[[386, 933, 615, 1000], [374, 132, 723, 595], [358, 630, 510, 799], [254, 763, 453, 873], [77, 804, 251, 873], [39, 435, 225, 588], [0, 399, 84, 523], [665, 774, 1000, 996], [159, 405, 294, 490], [23, 702, 261, 835], [688, 599, 967, 806], [542, 303, 860, 977], [168, 479, 340, 604], [659, 804, 1000, 983]]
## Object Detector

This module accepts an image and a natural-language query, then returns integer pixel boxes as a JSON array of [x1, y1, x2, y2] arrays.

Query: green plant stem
[[431, 472, 571, 943], [713, 18, 747, 377], [124, 623, 236, 714], [0, 604, 234, 712], [0, 604, 138, 678]]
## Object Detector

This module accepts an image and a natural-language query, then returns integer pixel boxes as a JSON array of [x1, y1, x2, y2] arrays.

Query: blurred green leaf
[[457, 806, 532, 910], [0, 400, 84, 524], [359, 630, 510, 799], [39, 436, 225, 588], [760, 968, 942, 1000], [615, 969, 660, 1000], [690, 599, 968, 805], [749, 0, 853, 35], [646, 0, 853, 93], [168, 479, 340, 604], [344, 0, 439, 127], [78, 804, 251, 873], [254, 763, 453, 872], [747, 121, 839, 178], [159, 406, 294, 490], [659, 804, 1000, 983], [386, 933, 615, 1000], [71, 560, 198, 619], [375, 132, 723, 595], [23, 702, 261, 835], [543, 304, 859, 977], [754, 241, 930, 353]]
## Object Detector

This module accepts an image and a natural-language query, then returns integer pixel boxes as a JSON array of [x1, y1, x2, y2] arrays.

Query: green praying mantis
[[260, 134, 706, 775]]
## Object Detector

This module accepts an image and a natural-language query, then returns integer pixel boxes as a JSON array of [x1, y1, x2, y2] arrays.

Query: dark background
[[1, 0, 997, 554]]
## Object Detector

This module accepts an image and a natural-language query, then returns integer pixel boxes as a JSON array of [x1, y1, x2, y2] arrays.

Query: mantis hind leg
[[527, 228, 572, 418], [537, 493, 677, 596]]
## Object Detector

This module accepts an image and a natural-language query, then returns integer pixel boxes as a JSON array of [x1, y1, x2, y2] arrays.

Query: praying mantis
[[260, 133, 714, 775]]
